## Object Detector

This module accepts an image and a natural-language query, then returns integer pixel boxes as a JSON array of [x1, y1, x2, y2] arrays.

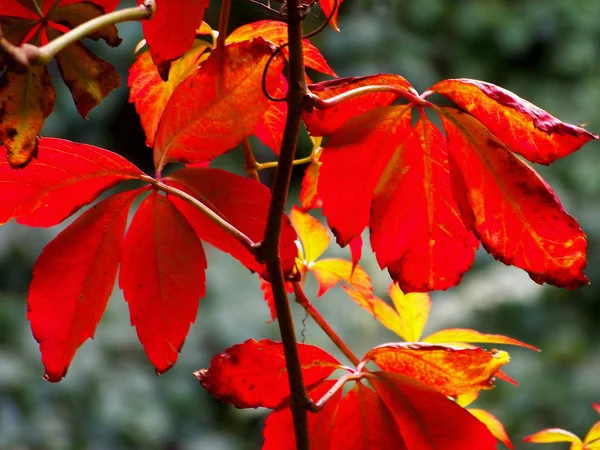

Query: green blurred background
[[1, 0, 599, 448]]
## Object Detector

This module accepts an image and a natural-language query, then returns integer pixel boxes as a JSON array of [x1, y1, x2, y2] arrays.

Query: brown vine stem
[[139, 175, 258, 254], [308, 84, 434, 110], [216, 0, 231, 54], [257, 0, 314, 448], [293, 282, 361, 366], [241, 139, 260, 182]]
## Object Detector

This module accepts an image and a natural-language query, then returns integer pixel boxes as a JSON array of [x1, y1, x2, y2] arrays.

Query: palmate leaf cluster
[[5, 0, 595, 448]]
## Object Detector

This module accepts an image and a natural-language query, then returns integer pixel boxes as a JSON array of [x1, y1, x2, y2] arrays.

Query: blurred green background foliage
[[1, 0, 599, 448]]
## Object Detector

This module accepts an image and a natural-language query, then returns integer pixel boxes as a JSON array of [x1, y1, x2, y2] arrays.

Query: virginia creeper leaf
[[0, 65, 54, 166], [304, 75, 413, 137], [195, 339, 341, 409], [524, 429, 582, 445], [430, 79, 598, 164], [28, 189, 140, 382], [291, 204, 331, 264], [153, 39, 284, 171], [424, 328, 539, 351], [259, 277, 294, 322], [311, 259, 372, 298], [440, 108, 588, 289], [226, 20, 336, 76], [262, 381, 342, 450], [0, 137, 145, 227], [140, 0, 208, 77], [585, 422, 600, 446], [329, 383, 407, 450], [363, 342, 510, 397], [300, 160, 322, 211], [255, 74, 288, 154], [128, 40, 211, 146], [165, 167, 298, 277], [320, 0, 345, 32], [369, 371, 497, 449], [468, 408, 514, 450], [386, 283, 431, 342], [119, 191, 207, 374]]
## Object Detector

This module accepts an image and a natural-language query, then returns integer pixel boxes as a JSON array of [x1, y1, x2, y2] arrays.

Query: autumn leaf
[[468, 409, 514, 449], [139, 0, 208, 78], [120, 191, 208, 374], [0, 0, 121, 165], [524, 429, 583, 446], [319, 0, 345, 32], [28, 189, 141, 382], [363, 342, 510, 397], [424, 328, 540, 351], [0, 138, 145, 227], [129, 39, 212, 147], [153, 39, 285, 172], [195, 339, 341, 409]]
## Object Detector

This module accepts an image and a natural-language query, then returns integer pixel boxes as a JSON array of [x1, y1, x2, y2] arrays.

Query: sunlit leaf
[[469, 408, 513, 449], [388, 283, 431, 342], [524, 428, 582, 445], [424, 328, 539, 351]]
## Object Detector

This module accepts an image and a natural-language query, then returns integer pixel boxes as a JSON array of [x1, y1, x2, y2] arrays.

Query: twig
[[293, 282, 361, 366], [257, 1, 313, 448], [241, 139, 260, 182], [216, 0, 231, 54]]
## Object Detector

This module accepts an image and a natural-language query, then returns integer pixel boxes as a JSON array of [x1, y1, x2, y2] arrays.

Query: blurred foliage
[[1, 0, 600, 448]]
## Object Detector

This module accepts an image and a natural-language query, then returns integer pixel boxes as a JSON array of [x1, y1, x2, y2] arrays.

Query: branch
[[257, 1, 313, 449], [293, 282, 361, 366], [216, 0, 231, 54], [141, 175, 258, 254], [0, 1, 155, 69]]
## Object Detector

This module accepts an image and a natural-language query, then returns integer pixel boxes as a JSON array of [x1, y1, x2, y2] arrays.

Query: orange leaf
[[329, 383, 406, 449], [128, 40, 211, 146], [27, 189, 140, 382], [311, 258, 372, 297], [290, 205, 331, 264], [262, 381, 342, 450], [388, 283, 431, 342], [369, 371, 497, 449], [153, 39, 284, 171], [304, 75, 413, 137], [524, 428, 582, 445], [255, 74, 288, 154], [196, 339, 341, 409], [363, 342, 510, 397], [319, 0, 345, 32], [430, 79, 598, 164], [119, 192, 207, 374], [440, 108, 588, 289], [424, 328, 539, 351], [469, 408, 514, 449], [300, 159, 322, 211]]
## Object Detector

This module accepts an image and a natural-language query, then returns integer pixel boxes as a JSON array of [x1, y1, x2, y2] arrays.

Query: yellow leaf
[[389, 283, 431, 342]]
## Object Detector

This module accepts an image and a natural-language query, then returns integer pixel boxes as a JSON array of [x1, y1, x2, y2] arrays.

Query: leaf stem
[[293, 282, 361, 366], [257, 1, 313, 449], [256, 154, 313, 171], [35, 1, 156, 65], [314, 371, 363, 410], [308, 84, 434, 110], [140, 175, 258, 255], [216, 0, 231, 54], [241, 139, 260, 182]]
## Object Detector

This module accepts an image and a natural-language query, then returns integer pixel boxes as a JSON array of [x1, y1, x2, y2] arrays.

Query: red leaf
[[0, 138, 144, 227], [299, 159, 322, 211], [330, 382, 406, 449], [262, 381, 342, 450], [349, 235, 362, 269], [128, 40, 211, 146], [430, 79, 598, 164], [468, 408, 514, 450], [27, 189, 141, 382], [255, 74, 288, 154], [370, 115, 478, 292], [259, 277, 294, 322], [304, 75, 414, 137], [153, 39, 284, 171], [119, 191, 207, 374], [226, 20, 336, 76], [195, 339, 341, 409], [320, 0, 345, 32], [319, 106, 412, 246], [140, 0, 208, 75], [165, 167, 298, 277], [369, 371, 497, 450], [440, 108, 588, 289]]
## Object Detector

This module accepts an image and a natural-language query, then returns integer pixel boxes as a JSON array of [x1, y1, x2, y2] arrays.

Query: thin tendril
[[261, 0, 339, 102], [301, 310, 309, 343]]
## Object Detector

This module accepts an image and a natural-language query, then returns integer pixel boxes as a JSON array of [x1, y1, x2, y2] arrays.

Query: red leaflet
[[364, 342, 510, 397], [259, 277, 294, 322], [468, 409, 514, 450], [128, 40, 211, 147], [305, 75, 413, 137], [300, 160, 322, 210], [226, 20, 336, 76], [329, 383, 406, 449], [153, 39, 284, 172], [195, 339, 341, 409], [27, 189, 141, 382], [441, 108, 588, 288], [369, 371, 497, 449], [262, 381, 342, 450], [0, 138, 144, 227], [165, 167, 298, 276], [255, 74, 288, 154], [430, 79, 598, 164], [119, 192, 208, 374], [140, 0, 208, 77], [320, 0, 345, 32]]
